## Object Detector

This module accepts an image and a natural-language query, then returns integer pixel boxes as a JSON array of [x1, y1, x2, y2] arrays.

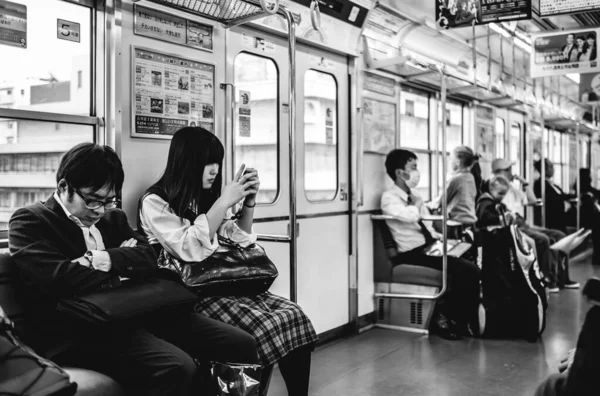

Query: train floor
[[268, 252, 599, 396]]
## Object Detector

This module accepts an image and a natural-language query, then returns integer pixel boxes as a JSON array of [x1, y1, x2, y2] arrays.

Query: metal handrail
[[373, 65, 448, 302]]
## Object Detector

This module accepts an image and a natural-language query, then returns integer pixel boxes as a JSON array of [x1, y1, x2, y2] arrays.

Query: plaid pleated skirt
[[195, 292, 318, 366]]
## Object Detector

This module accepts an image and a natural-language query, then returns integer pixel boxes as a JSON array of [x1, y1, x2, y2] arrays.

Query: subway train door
[[295, 47, 350, 334], [225, 27, 350, 334], [224, 27, 292, 300]]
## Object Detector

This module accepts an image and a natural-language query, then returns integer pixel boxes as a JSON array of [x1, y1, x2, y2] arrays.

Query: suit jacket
[[8, 195, 157, 355]]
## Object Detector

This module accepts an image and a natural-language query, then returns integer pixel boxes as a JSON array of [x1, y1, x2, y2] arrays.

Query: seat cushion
[[391, 264, 442, 288], [64, 368, 124, 396]]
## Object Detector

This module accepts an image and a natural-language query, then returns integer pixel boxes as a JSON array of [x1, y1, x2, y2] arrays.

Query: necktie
[[407, 193, 435, 244]]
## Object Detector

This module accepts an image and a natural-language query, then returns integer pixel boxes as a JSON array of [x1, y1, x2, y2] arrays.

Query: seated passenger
[[476, 175, 510, 229], [430, 146, 480, 235], [138, 127, 318, 396], [534, 159, 571, 232], [8, 143, 259, 396], [381, 149, 481, 340]]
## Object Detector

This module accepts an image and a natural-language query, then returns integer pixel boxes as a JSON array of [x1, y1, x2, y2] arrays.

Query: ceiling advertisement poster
[[435, 0, 531, 29], [531, 28, 600, 78]]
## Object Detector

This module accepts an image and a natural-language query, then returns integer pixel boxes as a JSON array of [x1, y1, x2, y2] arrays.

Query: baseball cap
[[491, 158, 515, 173]]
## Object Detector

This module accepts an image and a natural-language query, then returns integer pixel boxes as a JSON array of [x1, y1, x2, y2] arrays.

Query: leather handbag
[[158, 236, 278, 297], [57, 276, 197, 325], [0, 305, 77, 396]]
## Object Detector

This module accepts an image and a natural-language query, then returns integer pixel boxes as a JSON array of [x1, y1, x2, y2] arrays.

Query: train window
[[304, 70, 338, 202], [0, 120, 93, 231], [436, 102, 463, 152], [414, 152, 431, 201], [233, 53, 279, 204], [495, 118, 506, 159], [0, 0, 92, 115], [400, 90, 429, 150], [509, 123, 521, 176]]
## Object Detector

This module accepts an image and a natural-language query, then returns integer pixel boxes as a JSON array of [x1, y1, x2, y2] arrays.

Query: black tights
[[275, 343, 314, 396]]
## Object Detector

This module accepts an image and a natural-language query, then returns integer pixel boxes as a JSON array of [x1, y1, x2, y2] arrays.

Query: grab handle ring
[[310, 0, 321, 31], [260, 0, 279, 15]]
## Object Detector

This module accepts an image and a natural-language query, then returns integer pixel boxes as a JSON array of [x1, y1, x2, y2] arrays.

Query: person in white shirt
[[491, 158, 579, 292], [381, 149, 481, 340]]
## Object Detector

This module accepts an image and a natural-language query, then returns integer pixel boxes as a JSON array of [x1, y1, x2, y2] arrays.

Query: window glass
[[552, 131, 562, 163], [414, 152, 431, 201], [304, 70, 337, 201], [233, 53, 279, 204], [0, 120, 93, 230], [437, 101, 463, 153], [400, 90, 428, 150], [494, 118, 505, 159], [510, 123, 521, 176], [0, 0, 91, 115]]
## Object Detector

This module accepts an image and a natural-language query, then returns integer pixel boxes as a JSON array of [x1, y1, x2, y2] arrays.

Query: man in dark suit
[[9, 143, 258, 396]]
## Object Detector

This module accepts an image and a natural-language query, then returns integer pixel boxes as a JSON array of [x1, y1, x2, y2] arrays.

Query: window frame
[[231, 51, 281, 206], [0, 0, 100, 242], [303, 68, 339, 203]]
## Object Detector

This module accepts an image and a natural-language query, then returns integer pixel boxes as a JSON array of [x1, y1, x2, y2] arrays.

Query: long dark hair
[[150, 127, 224, 220]]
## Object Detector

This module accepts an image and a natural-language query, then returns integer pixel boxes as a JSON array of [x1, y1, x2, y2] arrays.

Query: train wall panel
[[358, 213, 375, 317]]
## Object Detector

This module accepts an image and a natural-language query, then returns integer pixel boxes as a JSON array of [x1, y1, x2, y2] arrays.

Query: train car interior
[[3, 0, 600, 395]]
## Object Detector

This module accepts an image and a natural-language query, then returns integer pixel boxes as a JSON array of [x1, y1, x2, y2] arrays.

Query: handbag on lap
[[159, 236, 278, 296], [57, 276, 197, 325], [0, 305, 77, 396]]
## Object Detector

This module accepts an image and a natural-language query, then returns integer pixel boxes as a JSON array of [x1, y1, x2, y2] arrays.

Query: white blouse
[[139, 194, 257, 262]]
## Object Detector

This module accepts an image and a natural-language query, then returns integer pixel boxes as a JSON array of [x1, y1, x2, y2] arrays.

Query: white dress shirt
[[139, 194, 257, 262], [381, 185, 435, 253], [54, 192, 112, 272]]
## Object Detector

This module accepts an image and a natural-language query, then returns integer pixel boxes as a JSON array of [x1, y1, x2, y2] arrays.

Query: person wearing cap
[[491, 158, 579, 292]]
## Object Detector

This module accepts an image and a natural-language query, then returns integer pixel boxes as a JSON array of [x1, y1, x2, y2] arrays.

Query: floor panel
[[268, 252, 600, 396]]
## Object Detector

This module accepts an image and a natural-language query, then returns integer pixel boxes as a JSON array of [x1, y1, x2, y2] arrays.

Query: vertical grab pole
[[576, 121, 581, 230], [280, 8, 298, 302], [438, 65, 448, 300], [540, 79, 546, 228]]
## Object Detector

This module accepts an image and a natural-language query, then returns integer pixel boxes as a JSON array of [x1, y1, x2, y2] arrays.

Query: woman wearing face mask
[[381, 149, 481, 340]]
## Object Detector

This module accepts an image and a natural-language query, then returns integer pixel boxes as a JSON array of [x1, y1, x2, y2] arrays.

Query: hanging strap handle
[[259, 0, 279, 15], [310, 0, 321, 31]]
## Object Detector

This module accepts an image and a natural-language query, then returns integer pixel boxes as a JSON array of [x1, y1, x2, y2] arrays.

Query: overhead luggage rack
[[133, 0, 271, 27]]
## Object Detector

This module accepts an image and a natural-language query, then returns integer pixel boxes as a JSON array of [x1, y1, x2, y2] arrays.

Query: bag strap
[[0, 304, 14, 330]]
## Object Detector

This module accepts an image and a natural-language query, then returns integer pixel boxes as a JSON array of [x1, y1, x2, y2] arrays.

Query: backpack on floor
[[477, 223, 548, 341], [0, 304, 77, 396]]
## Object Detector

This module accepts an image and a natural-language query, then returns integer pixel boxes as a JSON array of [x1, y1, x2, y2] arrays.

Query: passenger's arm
[[9, 207, 118, 297], [141, 194, 219, 262], [381, 192, 420, 223], [102, 209, 158, 278]]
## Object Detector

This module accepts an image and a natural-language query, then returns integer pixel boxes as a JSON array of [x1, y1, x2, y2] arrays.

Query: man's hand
[[120, 238, 138, 248], [410, 194, 424, 208], [558, 348, 576, 373]]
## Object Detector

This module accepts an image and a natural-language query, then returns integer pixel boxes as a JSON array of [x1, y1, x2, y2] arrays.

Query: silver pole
[[540, 80, 546, 228], [576, 122, 581, 230], [439, 65, 448, 302], [281, 8, 298, 303]]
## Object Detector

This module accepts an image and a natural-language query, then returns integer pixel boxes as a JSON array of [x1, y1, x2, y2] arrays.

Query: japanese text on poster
[[132, 47, 215, 138], [436, 0, 531, 29], [134, 5, 213, 51], [540, 0, 600, 16], [0, 0, 26, 48], [363, 98, 396, 154], [531, 28, 600, 78]]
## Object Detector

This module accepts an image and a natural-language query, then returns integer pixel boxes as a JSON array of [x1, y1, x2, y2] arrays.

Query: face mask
[[402, 170, 421, 189]]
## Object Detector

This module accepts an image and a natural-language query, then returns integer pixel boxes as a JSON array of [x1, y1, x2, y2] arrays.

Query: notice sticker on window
[[57, 19, 80, 43], [0, 0, 27, 48], [348, 6, 359, 22], [239, 116, 251, 137]]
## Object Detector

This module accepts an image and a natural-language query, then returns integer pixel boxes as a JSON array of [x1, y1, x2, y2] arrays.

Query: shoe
[[548, 283, 560, 293], [430, 314, 461, 341], [564, 280, 580, 289]]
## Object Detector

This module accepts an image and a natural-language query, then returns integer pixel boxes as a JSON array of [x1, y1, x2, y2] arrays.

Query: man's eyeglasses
[[73, 189, 120, 210]]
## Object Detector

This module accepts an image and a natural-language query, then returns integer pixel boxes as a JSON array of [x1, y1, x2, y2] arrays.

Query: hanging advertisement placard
[[364, 72, 395, 97], [133, 5, 186, 46], [540, 0, 600, 17], [531, 28, 600, 78], [0, 0, 26, 48], [132, 47, 215, 139], [435, 0, 531, 29], [579, 72, 600, 102]]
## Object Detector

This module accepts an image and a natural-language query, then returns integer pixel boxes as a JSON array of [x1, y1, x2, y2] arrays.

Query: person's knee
[[232, 331, 259, 364], [157, 351, 197, 393]]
